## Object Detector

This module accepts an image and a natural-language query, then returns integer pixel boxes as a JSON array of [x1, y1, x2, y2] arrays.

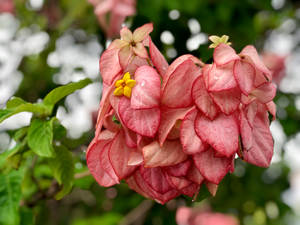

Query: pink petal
[[113, 2, 136, 16], [158, 106, 194, 146], [131, 65, 161, 109], [120, 26, 133, 42], [133, 23, 153, 43], [109, 131, 137, 179], [103, 110, 120, 132], [251, 82, 276, 104], [164, 160, 191, 177], [94, 0, 113, 15], [195, 113, 239, 157], [95, 83, 116, 137], [97, 130, 115, 141], [209, 87, 241, 115], [124, 55, 148, 75], [192, 76, 219, 120], [187, 164, 204, 185], [133, 170, 179, 204], [149, 37, 168, 77], [205, 181, 218, 196], [239, 109, 253, 150], [118, 97, 160, 137], [240, 45, 271, 78], [140, 167, 173, 194], [242, 109, 274, 167], [207, 62, 237, 92], [106, 13, 126, 38], [233, 60, 255, 95], [266, 101, 276, 120], [213, 43, 239, 66], [180, 183, 199, 197], [133, 42, 148, 58], [142, 140, 187, 167], [176, 207, 192, 225], [99, 48, 122, 85], [180, 108, 207, 154], [86, 139, 119, 187], [162, 54, 200, 90], [119, 45, 134, 69], [123, 126, 137, 148], [128, 150, 143, 166], [193, 148, 233, 184], [100, 141, 120, 183], [162, 59, 200, 108], [126, 175, 152, 199], [166, 175, 192, 190]]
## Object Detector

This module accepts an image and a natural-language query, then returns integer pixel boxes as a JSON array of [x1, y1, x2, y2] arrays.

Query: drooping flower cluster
[[86, 23, 277, 204], [176, 207, 239, 225], [88, 0, 136, 38]]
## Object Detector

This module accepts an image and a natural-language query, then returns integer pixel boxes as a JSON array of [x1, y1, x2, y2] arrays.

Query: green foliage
[[0, 171, 23, 225], [28, 119, 55, 158], [72, 214, 122, 225], [49, 145, 75, 200], [43, 78, 92, 106]]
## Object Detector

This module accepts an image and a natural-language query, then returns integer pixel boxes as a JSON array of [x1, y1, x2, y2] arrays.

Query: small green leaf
[[13, 127, 28, 142], [52, 118, 67, 141], [6, 97, 26, 109], [43, 78, 92, 106], [28, 119, 55, 158], [49, 145, 74, 200], [0, 103, 51, 124], [0, 171, 23, 225]]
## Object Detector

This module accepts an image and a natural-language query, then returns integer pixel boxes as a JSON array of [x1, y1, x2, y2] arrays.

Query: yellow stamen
[[113, 72, 136, 98], [209, 35, 232, 48]]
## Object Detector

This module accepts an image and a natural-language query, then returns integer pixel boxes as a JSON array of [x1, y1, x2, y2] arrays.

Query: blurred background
[[0, 0, 300, 224]]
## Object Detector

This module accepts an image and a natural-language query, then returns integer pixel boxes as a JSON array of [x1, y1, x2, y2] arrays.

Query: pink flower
[[261, 52, 286, 85], [0, 0, 14, 14], [88, 0, 136, 38], [176, 207, 239, 225]]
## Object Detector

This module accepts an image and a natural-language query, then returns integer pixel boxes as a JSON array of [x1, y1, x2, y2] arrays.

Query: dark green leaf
[[49, 145, 74, 200], [52, 118, 67, 141], [0, 171, 23, 225], [20, 207, 34, 225], [43, 78, 92, 106], [28, 119, 55, 158]]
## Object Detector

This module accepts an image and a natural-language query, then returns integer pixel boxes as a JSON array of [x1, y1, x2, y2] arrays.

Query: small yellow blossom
[[209, 35, 232, 48], [113, 72, 136, 98]]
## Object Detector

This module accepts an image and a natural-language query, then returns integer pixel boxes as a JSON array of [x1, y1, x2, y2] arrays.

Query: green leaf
[[72, 214, 122, 225], [28, 118, 55, 158], [20, 207, 34, 225], [0, 171, 23, 225], [43, 78, 92, 106], [52, 118, 67, 141], [49, 145, 74, 200], [6, 97, 26, 109], [0, 103, 51, 124]]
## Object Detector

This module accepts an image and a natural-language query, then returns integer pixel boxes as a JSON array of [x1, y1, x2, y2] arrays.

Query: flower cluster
[[86, 23, 276, 204], [88, 0, 136, 38]]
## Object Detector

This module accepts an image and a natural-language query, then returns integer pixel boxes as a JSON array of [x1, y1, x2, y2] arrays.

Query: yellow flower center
[[208, 35, 231, 48], [113, 72, 136, 98]]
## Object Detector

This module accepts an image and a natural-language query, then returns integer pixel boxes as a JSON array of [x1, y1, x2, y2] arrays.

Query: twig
[[119, 200, 154, 225], [74, 170, 91, 179]]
